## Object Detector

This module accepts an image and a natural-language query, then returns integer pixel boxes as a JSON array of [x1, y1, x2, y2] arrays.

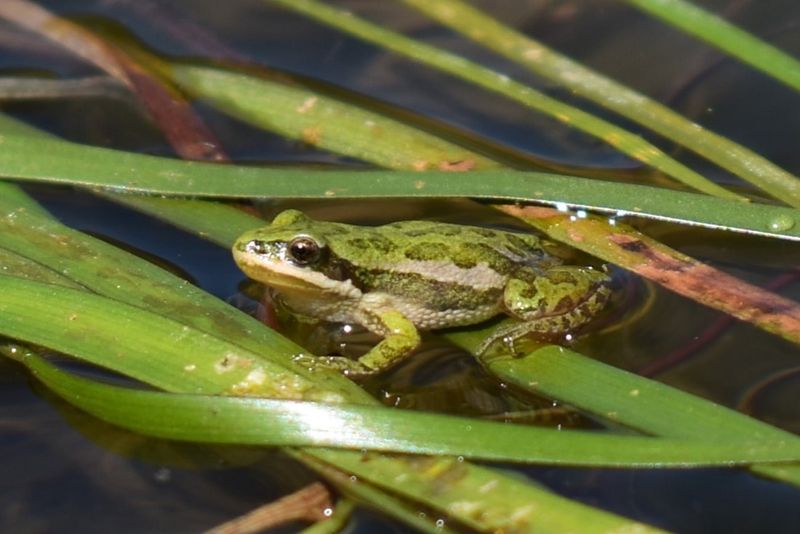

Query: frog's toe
[[291, 353, 379, 377]]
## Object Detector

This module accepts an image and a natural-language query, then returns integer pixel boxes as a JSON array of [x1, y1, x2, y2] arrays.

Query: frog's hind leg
[[478, 266, 610, 355]]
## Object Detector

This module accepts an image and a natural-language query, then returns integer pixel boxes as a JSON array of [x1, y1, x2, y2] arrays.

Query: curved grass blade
[[268, 0, 742, 201], [0, 186, 670, 532], [498, 205, 800, 345], [625, 0, 800, 93], [467, 338, 800, 487], [401, 0, 800, 207], [1, 118, 799, 242], [0, 182, 366, 403], [11, 347, 800, 467]]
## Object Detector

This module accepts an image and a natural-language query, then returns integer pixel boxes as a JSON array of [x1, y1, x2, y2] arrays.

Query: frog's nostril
[[245, 240, 268, 255]]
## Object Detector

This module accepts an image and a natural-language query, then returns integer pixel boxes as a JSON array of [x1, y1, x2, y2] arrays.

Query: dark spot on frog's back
[[438, 227, 463, 237], [505, 233, 539, 253], [404, 241, 443, 261], [397, 228, 429, 238], [471, 227, 497, 239], [346, 235, 396, 254]]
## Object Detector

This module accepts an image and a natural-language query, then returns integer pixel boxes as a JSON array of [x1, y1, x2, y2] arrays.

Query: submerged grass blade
[[499, 205, 800, 345], [625, 0, 800, 93], [268, 0, 742, 200], [401, 0, 800, 207], [169, 64, 500, 171]]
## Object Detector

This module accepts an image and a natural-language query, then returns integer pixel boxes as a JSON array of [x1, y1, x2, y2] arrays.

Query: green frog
[[233, 209, 610, 376]]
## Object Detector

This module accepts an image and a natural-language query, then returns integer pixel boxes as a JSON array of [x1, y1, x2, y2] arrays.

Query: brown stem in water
[[206, 482, 333, 534], [0, 0, 227, 162]]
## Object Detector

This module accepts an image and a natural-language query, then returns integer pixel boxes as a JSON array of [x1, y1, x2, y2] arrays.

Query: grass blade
[[0, 0, 227, 161], [267, 0, 742, 200], [0, 184, 668, 532], [1, 116, 799, 242], [401, 0, 800, 206], [499, 205, 800, 345], [10, 346, 800, 466], [625, 0, 800, 93], [169, 64, 500, 171]]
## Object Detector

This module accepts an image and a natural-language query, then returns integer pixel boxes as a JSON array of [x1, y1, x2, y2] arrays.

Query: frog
[[232, 209, 611, 376]]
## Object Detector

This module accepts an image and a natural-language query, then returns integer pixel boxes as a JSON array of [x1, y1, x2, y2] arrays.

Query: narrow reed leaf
[[478, 343, 800, 486], [169, 64, 500, 171], [0, 186, 663, 532], [499, 205, 800, 345], [401, 0, 800, 206], [301, 449, 668, 534], [268, 0, 743, 200], [0, 118, 798, 241], [19, 349, 800, 466], [625, 0, 800, 92]]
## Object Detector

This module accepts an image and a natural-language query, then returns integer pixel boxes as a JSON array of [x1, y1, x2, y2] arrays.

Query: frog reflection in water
[[232, 210, 611, 376]]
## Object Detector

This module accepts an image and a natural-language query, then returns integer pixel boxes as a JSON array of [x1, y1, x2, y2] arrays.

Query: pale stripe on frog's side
[[232, 209, 610, 376]]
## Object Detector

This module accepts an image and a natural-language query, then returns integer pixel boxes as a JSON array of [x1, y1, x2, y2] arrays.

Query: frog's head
[[232, 210, 361, 299]]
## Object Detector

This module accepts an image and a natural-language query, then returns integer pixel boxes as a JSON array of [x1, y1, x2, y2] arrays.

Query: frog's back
[[322, 220, 555, 329], [382, 220, 551, 273]]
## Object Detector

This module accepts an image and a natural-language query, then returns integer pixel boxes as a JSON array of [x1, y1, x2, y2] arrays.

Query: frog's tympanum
[[233, 210, 610, 375]]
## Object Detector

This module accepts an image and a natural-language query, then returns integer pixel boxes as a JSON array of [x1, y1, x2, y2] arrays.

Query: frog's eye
[[287, 236, 321, 265]]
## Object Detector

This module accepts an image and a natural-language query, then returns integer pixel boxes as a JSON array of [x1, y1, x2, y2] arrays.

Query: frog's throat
[[236, 255, 362, 299]]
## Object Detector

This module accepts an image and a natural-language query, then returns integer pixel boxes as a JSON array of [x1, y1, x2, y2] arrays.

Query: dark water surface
[[2, 0, 800, 532]]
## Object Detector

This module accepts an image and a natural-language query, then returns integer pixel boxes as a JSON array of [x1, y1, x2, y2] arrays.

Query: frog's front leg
[[478, 266, 610, 355], [294, 309, 421, 377]]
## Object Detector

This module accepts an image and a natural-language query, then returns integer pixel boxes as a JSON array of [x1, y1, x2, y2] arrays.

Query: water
[[2, 0, 800, 532]]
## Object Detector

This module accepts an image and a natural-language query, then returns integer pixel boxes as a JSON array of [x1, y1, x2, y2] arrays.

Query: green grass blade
[[0, 185, 669, 532], [0, 182, 368, 403], [169, 64, 500, 171], [12, 346, 800, 466], [499, 346, 800, 486], [625, 0, 800, 93], [268, 0, 742, 201], [291, 461, 449, 534], [1, 120, 798, 242], [447, 327, 800, 485], [97, 193, 262, 248], [300, 449, 668, 534], [401, 0, 800, 207]]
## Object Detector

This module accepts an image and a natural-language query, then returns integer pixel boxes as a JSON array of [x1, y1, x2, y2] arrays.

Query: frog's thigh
[[503, 269, 603, 324], [478, 273, 604, 354]]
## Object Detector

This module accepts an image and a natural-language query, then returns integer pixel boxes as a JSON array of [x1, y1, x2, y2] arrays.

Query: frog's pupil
[[288, 237, 320, 265]]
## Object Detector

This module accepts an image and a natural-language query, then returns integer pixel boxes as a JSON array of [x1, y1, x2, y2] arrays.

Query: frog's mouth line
[[235, 252, 362, 299]]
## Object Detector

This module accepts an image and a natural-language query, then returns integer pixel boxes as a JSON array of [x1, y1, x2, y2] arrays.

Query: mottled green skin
[[233, 210, 610, 375]]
